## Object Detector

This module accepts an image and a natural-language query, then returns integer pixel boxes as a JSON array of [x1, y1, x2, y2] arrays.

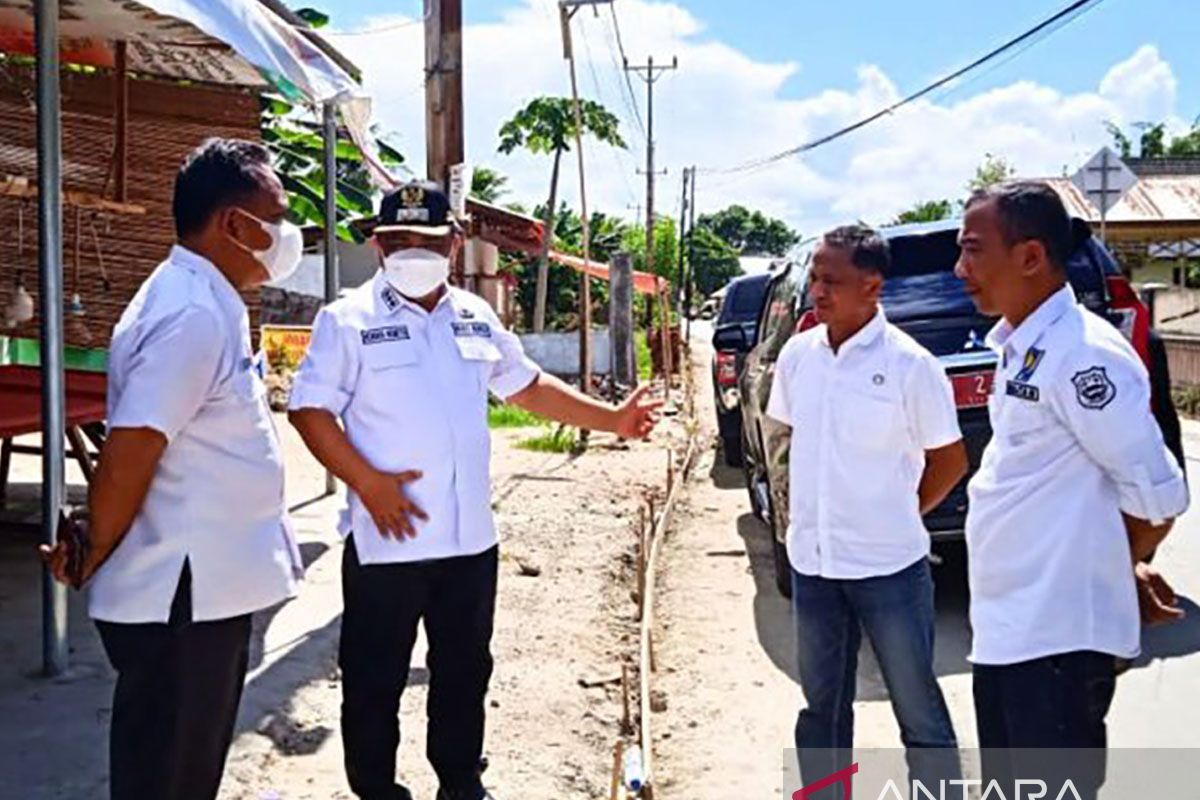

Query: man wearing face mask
[[40, 138, 305, 800], [288, 181, 662, 800]]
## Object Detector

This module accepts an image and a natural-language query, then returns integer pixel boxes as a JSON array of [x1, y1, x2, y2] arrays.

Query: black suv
[[711, 272, 772, 466], [738, 218, 1183, 596]]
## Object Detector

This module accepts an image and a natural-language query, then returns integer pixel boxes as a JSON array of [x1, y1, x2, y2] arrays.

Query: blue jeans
[[792, 558, 959, 799]]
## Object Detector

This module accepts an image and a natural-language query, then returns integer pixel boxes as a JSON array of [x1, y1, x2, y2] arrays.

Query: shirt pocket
[[839, 387, 902, 452], [454, 336, 502, 394], [362, 342, 421, 372], [998, 398, 1052, 445]]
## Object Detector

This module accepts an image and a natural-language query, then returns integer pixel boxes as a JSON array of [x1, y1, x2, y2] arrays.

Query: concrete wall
[[519, 329, 612, 377]]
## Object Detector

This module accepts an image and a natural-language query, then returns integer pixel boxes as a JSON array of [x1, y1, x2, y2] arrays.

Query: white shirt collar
[[985, 284, 1076, 365], [169, 245, 245, 311], [821, 306, 886, 355], [373, 270, 455, 318]]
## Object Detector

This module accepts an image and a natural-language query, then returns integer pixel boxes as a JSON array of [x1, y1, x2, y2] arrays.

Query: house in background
[[1042, 150, 1200, 332]]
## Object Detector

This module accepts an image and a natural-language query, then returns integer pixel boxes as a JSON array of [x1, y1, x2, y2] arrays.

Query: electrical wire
[[699, 0, 1108, 177], [577, 18, 641, 210], [608, 3, 648, 138]]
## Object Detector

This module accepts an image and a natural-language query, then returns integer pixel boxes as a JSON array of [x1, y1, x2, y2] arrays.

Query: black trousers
[[974, 651, 1117, 800], [340, 536, 498, 800], [95, 563, 253, 800]]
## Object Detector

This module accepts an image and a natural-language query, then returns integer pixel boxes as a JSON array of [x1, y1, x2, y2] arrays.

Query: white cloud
[[330, 2, 1183, 236]]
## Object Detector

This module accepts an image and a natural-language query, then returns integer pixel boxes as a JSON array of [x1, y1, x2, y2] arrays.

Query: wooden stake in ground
[[621, 662, 632, 735], [610, 739, 625, 800]]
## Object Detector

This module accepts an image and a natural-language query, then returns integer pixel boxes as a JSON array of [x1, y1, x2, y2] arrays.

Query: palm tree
[[498, 96, 626, 332], [470, 166, 510, 204]]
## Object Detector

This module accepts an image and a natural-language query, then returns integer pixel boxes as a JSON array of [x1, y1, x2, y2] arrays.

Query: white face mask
[[384, 248, 450, 299], [242, 213, 303, 283]]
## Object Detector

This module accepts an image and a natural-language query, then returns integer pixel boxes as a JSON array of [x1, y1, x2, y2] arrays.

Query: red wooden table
[[0, 366, 108, 499]]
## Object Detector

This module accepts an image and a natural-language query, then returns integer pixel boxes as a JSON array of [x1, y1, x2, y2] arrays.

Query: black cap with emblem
[[377, 180, 458, 238]]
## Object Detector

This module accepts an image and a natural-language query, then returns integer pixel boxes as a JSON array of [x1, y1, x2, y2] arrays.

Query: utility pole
[[425, 0, 464, 190], [675, 166, 690, 316], [559, 0, 611, 404], [686, 164, 697, 343], [625, 55, 677, 277]]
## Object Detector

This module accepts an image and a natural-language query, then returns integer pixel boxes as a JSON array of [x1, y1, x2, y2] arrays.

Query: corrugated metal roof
[[1044, 175, 1200, 226]]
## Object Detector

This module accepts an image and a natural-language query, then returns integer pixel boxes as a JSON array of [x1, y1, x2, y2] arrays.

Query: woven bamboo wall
[[0, 68, 264, 351]]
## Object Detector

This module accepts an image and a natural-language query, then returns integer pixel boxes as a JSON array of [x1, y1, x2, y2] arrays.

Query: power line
[[608, 3, 647, 138], [700, 0, 1108, 177], [600, 10, 647, 141], [578, 21, 641, 209]]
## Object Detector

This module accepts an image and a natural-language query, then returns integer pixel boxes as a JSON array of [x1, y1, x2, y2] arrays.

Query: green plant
[[635, 331, 652, 382], [261, 95, 405, 243], [1171, 385, 1200, 419], [498, 96, 627, 332], [488, 404, 546, 429], [516, 425, 579, 453]]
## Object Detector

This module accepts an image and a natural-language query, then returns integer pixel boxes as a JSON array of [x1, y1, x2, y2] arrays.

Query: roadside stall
[[0, 0, 370, 675]]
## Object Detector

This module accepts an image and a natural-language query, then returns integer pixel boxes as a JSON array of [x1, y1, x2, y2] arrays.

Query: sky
[[316, 0, 1199, 236]]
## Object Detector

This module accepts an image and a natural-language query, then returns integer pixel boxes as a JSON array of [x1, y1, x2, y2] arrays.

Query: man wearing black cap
[[288, 181, 661, 800]]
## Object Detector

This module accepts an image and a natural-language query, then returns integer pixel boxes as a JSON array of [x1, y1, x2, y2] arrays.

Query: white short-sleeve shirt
[[967, 285, 1189, 665], [90, 246, 301, 624], [766, 308, 962, 579], [288, 273, 540, 565]]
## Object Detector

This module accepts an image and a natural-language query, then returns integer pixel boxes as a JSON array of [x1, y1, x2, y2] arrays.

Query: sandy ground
[[216, 411, 691, 800]]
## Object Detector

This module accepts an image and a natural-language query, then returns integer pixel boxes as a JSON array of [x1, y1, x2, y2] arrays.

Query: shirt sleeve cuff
[[489, 361, 540, 401], [287, 379, 351, 416], [922, 426, 964, 451], [1118, 474, 1190, 524], [107, 408, 178, 442]]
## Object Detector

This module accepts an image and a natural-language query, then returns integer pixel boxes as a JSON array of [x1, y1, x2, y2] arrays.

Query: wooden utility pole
[[686, 164, 697, 343], [559, 0, 611, 399], [625, 55, 676, 277], [425, 0, 464, 190], [675, 167, 690, 315]]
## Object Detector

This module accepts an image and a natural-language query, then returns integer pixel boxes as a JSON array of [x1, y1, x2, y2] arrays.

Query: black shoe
[[435, 791, 497, 800]]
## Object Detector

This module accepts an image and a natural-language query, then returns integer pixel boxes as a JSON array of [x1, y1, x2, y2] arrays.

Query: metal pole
[[322, 101, 339, 496], [36, 0, 68, 677], [686, 165, 697, 344], [1099, 148, 1109, 245]]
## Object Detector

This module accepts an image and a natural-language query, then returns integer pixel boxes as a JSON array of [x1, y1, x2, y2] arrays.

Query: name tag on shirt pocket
[[363, 341, 420, 372]]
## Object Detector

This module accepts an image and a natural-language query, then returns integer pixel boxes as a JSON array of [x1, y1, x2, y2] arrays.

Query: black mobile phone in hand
[[57, 509, 91, 590]]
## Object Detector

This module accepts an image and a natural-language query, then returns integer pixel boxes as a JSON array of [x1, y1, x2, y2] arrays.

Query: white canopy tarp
[[0, 0, 395, 184]]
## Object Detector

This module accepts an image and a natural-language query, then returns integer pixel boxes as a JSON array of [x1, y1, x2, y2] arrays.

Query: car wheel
[[743, 432, 763, 518], [765, 476, 792, 599]]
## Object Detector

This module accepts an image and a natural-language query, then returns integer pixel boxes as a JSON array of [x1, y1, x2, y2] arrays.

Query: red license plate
[[951, 370, 995, 409]]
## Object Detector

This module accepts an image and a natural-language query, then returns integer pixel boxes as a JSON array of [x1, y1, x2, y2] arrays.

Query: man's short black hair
[[821, 224, 891, 276], [965, 181, 1071, 271], [172, 138, 273, 239]]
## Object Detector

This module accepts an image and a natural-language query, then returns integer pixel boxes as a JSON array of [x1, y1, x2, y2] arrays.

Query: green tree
[[1105, 120, 1200, 159], [470, 166, 509, 204], [892, 199, 954, 225], [260, 95, 404, 243], [497, 96, 627, 331], [968, 154, 1016, 192], [690, 227, 742, 297], [697, 205, 799, 256]]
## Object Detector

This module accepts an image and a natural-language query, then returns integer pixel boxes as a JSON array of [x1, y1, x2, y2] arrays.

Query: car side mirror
[[713, 325, 748, 351]]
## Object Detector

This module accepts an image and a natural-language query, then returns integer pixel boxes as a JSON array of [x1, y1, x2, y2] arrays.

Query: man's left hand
[[1136, 562, 1185, 626], [613, 384, 664, 440]]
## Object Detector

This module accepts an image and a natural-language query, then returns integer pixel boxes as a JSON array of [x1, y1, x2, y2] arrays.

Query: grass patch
[[516, 425, 578, 453], [635, 331, 653, 382], [488, 404, 546, 429]]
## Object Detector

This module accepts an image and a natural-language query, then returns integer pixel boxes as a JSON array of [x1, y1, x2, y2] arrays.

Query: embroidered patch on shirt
[[451, 321, 492, 338], [1014, 347, 1045, 382], [361, 325, 411, 345], [381, 286, 401, 311], [1006, 380, 1040, 403], [1072, 366, 1116, 410], [458, 307, 476, 319]]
